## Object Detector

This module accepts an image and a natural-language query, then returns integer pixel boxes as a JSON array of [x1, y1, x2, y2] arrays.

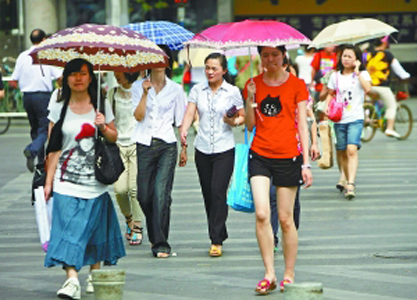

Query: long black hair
[[337, 45, 366, 72], [58, 58, 101, 109], [204, 52, 232, 83]]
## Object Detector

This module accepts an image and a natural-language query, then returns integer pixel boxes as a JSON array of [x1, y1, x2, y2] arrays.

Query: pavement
[[0, 103, 417, 300]]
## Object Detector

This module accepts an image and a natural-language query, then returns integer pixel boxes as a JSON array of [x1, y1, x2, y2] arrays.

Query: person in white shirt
[[11, 29, 62, 172], [44, 58, 125, 299], [108, 71, 145, 246], [294, 46, 315, 86], [180, 53, 245, 257], [131, 45, 187, 258], [326, 45, 372, 200]]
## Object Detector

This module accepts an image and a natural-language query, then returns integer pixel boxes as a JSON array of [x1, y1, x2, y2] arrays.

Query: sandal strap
[[347, 182, 356, 187], [125, 214, 133, 225], [132, 225, 143, 234]]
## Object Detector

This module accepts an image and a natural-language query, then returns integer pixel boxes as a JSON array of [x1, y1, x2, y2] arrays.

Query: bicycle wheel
[[394, 103, 413, 140], [361, 104, 377, 142], [0, 116, 11, 135]]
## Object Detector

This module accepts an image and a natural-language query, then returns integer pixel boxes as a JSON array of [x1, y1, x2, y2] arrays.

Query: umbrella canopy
[[310, 18, 398, 48], [184, 19, 311, 51], [30, 23, 168, 72], [123, 21, 194, 50]]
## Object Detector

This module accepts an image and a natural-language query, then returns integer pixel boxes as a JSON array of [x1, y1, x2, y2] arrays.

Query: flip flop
[[255, 278, 277, 295], [280, 278, 293, 292]]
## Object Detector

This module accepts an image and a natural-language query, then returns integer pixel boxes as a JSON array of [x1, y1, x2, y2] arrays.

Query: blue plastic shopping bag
[[227, 128, 255, 213]]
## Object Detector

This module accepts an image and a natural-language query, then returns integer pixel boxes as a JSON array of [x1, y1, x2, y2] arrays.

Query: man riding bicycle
[[366, 37, 410, 138]]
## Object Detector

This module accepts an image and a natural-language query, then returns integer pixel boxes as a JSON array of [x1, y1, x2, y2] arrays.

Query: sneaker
[[385, 129, 401, 139], [57, 278, 81, 299], [86, 274, 94, 293], [23, 149, 35, 173]]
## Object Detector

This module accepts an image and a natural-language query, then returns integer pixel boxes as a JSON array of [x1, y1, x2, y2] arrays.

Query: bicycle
[[0, 77, 24, 135], [361, 91, 413, 142]]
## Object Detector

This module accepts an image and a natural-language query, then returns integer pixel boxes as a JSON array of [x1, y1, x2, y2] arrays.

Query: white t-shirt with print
[[48, 99, 114, 199], [327, 70, 371, 124]]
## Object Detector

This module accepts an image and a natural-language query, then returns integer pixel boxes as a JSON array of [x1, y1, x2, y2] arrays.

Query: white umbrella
[[310, 18, 398, 48]]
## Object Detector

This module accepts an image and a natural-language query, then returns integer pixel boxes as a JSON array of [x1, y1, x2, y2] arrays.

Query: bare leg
[[336, 150, 346, 188], [277, 186, 298, 281], [346, 145, 359, 184], [251, 176, 276, 283], [66, 266, 78, 279]]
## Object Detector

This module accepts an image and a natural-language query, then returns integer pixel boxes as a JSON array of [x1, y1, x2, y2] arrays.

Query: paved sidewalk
[[1, 123, 417, 299]]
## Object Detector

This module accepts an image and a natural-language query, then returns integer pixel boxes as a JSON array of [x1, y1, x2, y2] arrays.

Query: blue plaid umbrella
[[123, 21, 194, 50]]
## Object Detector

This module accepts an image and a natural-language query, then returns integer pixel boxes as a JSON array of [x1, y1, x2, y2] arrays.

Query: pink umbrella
[[184, 19, 310, 50]]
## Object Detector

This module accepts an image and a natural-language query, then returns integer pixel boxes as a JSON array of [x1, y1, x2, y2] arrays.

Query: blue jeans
[[136, 139, 177, 256], [333, 120, 364, 150], [270, 184, 300, 247], [23, 92, 51, 162]]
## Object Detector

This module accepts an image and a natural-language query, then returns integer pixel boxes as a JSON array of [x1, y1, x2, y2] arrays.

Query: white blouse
[[189, 80, 244, 154], [131, 77, 187, 146]]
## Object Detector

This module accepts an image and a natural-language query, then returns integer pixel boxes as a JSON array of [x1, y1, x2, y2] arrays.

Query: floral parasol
[[30, 23, 168, 72]]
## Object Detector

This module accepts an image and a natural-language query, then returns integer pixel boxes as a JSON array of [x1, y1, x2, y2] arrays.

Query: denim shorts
[[333, 120, 364, 150]]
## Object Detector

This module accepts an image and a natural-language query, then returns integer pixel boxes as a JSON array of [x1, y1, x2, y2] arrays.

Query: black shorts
[[248, 150, 303, 187]]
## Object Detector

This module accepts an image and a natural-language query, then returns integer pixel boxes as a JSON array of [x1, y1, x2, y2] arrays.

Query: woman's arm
[[177, 125, 188, 167], [307, 110, 320, 161], [134, 79, 152, 122], [180, 102, 197, 147], [297, 101, 313, 188], [354, 61, 372, 94], [244, 81, 256, 131], [44, 151, 61, 201]]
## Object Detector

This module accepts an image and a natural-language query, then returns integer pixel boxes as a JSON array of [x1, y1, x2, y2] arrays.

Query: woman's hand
[[95, 110, 106, 130], [44, 183, 52, 202], [302, 168, 313, 189], [179, 148, 187, 167], [142, 78, 152, 94], [247, 80, 256, 99], [309, 144, 320, 161], [180, 128, 188, 147], [223, 114, 238, 127], [354, 60, 361, 75]]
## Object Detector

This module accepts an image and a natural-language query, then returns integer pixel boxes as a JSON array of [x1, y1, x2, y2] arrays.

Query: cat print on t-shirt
[[260, 94, 282, 117], [59, 123, 96, 185]]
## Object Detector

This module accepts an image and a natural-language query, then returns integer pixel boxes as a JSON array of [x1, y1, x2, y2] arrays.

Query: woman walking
[[109, 71, 145, 245], [244, 46, 312, 294], [44, 58, 125, 299], [131, 46, 187, 258], [325, 45, 372, 199], [180, 53, 245, 257]]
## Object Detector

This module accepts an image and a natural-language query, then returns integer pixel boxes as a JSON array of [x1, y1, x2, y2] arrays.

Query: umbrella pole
[[249, 47, 253, 79]]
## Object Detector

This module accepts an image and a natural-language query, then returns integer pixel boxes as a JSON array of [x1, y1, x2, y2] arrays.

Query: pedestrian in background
[[326, 45, 372, 199], [180, 53, 245, 257], [44, 58, 125, 299], [109, 71, 145, 246], [0, 72, 4, 100], [11, 29, 62, 172], [244, 46, 312, 295], [132, 45, 187, 258]]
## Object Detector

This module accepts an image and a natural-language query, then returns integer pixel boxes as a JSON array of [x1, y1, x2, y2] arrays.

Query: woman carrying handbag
[[325, 45, 372, 199], [44, 58, 125, 299]]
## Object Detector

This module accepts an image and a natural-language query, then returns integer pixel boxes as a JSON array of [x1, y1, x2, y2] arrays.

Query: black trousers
[[195, 148, 235, 245]]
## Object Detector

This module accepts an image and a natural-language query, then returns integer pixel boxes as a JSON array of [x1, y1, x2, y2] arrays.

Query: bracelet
[[101, 125, 108, 133], [301, 164, 311, 169], [250, 103, 257, 108]]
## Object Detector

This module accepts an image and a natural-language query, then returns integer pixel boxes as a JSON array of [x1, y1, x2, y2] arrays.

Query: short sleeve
[[48, 95, 64, 124], [104, 98, 114, 123], [327, 72, 337, 90], [174, 85, 187, 127], [360, 71, 372, 82], [296, 78, 309, 102], [232, 86, 244, 109], [188, 84, 198, 104], [310, 52, 320, 71], [131, 79, 144, 112]]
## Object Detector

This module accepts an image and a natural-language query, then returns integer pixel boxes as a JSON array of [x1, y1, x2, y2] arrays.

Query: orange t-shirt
[[243, 73, 308, 159]]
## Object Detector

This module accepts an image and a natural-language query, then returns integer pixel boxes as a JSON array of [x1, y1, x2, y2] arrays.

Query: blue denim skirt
[[45, 192, 126, 271]]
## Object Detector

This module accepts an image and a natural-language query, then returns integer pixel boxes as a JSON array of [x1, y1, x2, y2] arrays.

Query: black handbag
[[31, 162, 47, 205], [94, 93, 125, 185]]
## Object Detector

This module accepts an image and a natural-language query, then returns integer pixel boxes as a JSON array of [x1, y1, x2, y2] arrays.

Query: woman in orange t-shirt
[[244, 46, 313, 294]]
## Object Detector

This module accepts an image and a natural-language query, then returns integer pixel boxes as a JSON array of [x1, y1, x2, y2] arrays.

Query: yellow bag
[[317, 122, 334, 169]]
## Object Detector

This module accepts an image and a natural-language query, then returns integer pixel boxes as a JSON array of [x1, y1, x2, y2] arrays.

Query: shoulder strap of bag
[[111, 87, 117, 115]]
